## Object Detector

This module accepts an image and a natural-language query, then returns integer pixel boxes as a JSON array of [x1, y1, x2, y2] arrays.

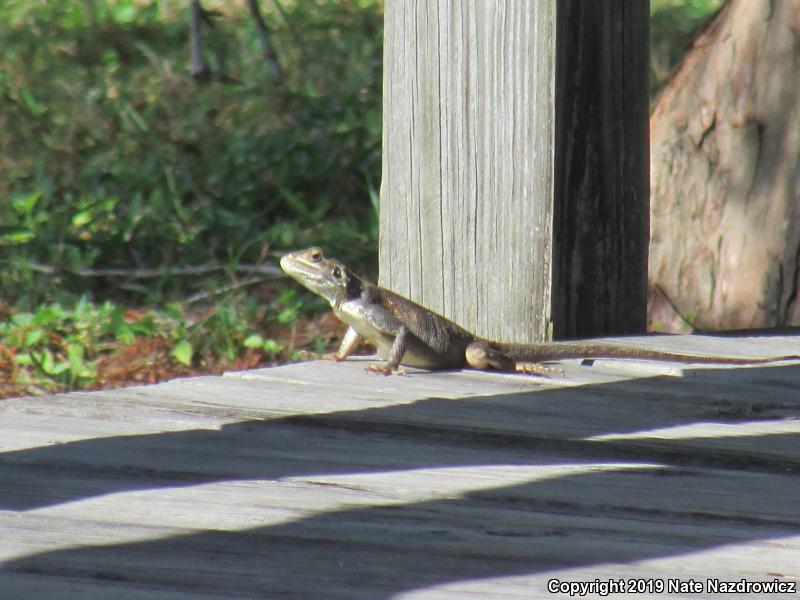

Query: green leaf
[[11, 313, 34, 327], [15, 352, 33, 367], [33, 304, 66, 326], [171, 340, 193, 366], [11, 191, 41, 215], [277, 307, 299, 325], [243, 334, 264, 348], [19, 88, 44, 117], [114, 322, 135, 344], [35, 349, 55, 374], [112, 2, 137, 24], [262, 338, 282, 354], [131, 316, 157, 336], [72, 210, 93, 227], [0, 227, 35, 245], [23, 329, 45, 347], [50, 361, 71, 376], [67, 344, 85, 369], [164, 302, 183, 320]]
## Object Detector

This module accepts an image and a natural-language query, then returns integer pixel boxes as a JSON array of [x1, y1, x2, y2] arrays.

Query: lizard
[[280, 247, 800, 375]]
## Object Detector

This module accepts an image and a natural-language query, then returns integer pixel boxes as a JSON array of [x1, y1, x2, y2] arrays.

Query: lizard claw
[[515, 362, 564, 377], [366, 364, 405, 376]]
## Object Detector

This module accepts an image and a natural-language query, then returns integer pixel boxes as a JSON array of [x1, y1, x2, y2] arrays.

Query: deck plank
[[1, 333, 799, 598]]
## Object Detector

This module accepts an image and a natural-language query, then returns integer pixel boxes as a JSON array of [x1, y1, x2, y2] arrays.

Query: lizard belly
[[334, 303, 397, 355], [338, 315, 441, 367], [399, 344, 461, 369], [335, 301, 461, 369]]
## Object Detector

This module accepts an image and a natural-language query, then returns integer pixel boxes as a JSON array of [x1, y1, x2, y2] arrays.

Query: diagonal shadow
[[2, 465, 798, 598], [1, 363, 799, 512], [1, 363, 799, 597], [1, 422, 797, 508]]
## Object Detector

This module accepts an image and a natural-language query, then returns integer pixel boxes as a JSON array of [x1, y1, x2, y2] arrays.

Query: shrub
[[0, 0, 382, 306]]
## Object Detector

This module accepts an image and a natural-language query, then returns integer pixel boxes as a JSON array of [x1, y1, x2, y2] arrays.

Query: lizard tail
[[495, 342, 800, 365]]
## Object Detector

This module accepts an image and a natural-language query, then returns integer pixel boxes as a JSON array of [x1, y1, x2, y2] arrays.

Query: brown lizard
[[280, 247, 800, 375]]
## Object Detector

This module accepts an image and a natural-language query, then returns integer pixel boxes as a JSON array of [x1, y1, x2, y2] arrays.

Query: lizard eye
[[309, 249, 322, 262], [332, 266, 342, 279]]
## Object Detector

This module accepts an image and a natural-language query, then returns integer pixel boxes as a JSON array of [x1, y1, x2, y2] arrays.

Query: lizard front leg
[[299, 326, 361, 362], [465, 341, 560, 376], [366, 327, 408, 376]]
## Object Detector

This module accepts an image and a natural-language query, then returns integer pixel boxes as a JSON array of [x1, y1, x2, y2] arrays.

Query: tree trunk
[[649, 0, 800, 332]]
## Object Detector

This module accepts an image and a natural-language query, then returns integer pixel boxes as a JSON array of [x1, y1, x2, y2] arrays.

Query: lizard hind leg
[[465, 341, 561, 377], [465, 341, 517, 372]]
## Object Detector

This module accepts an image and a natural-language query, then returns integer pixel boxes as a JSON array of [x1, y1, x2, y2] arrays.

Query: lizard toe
[[516, 362, 564, 377], [365, 364, 405, 376]]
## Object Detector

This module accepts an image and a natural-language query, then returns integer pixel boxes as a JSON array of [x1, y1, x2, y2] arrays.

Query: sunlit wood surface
[[2, 334, 800, 599]]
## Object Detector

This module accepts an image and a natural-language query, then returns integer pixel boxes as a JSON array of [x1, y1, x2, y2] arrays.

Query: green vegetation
[[1, 0, 381, 306], [1, 0, 723, 396], [1, 0, 380, 395], [0, 288, 325, 396]]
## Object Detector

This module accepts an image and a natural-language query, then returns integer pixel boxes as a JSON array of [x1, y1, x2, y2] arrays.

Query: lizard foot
[[365, 364, 406, 376], [515, 362, 565, 377]]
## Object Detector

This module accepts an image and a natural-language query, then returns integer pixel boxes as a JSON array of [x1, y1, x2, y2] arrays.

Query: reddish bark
[[649, 0, 800, 331]]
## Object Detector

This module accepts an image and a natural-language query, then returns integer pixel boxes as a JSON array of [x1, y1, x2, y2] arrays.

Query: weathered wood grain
[[552, 1, 650, 338], [1, 334, 799, 598], [381, 0, 556, 344], [380, 1, 649, 342]]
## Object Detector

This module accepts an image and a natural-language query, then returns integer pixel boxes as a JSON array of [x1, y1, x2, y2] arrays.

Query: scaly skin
[[280, 247, 800, 375]]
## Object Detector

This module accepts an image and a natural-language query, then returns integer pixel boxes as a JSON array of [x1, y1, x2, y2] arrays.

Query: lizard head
[[280, 247, 363, 307]]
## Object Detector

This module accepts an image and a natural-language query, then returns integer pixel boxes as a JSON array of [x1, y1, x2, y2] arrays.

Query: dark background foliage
[[1, 0, 383, 306]]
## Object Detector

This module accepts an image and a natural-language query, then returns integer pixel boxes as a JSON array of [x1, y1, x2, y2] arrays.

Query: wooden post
[[379, 1, 649, 342]]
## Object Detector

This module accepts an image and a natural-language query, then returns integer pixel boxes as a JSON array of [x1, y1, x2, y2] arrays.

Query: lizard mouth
[[280, 255, 336, 300], [280, 256, 319, 284]]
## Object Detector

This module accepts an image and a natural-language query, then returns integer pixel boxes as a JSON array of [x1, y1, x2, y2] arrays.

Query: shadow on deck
[[2, 358, 799, 598]]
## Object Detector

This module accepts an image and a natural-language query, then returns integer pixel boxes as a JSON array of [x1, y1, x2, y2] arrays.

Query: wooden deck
[[2, 333, 800, 599]]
